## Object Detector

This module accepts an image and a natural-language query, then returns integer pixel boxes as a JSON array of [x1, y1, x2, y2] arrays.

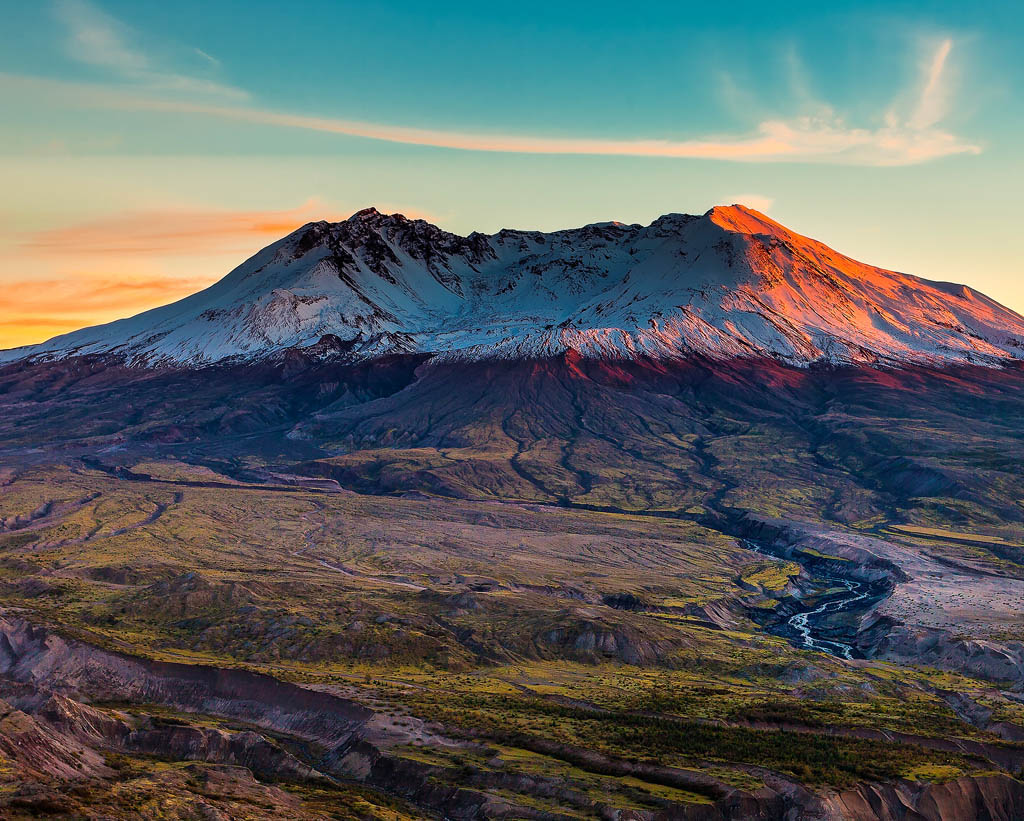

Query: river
[[787, 577, 869, 659], [744, 539, 871, 659]]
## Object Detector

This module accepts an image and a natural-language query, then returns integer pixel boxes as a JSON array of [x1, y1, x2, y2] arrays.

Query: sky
[[1, 0, 1022, 349]]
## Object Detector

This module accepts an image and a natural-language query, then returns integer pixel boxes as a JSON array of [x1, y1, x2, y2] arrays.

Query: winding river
[[787, 577, 869, 659], [744, 539, 872, 659]]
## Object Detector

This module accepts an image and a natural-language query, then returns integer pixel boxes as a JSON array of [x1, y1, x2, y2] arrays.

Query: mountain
[[5, 204, 1023, 368], [4, 207, 1024, 819]]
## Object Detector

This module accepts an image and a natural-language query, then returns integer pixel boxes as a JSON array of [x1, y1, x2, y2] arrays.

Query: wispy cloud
[[910, 37, 953, 129], [21, 199, 346, 257], [723, 194, 775, 213], [0, 272, 212, 348], [52, 0, 247, 100], [2, 69, 979, 167], [10, 8, 979, 166], [0, 274, 213, 315], [54, 0, 147, 73], [1, 200, 369, 348], [192, 47, 220, 68]]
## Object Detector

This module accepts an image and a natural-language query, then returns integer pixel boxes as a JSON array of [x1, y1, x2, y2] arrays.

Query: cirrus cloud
[[20, 199, 348, 257], [2, 18, 980, 167], [52, 0, 248, 100]]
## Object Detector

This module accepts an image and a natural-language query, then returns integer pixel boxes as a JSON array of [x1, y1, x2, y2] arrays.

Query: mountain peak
[[346, 206, 414, 228], [705, 204, 790, 238]]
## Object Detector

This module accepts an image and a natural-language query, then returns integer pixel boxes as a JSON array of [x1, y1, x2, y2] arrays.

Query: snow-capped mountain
[[5, 205, 1024, 368]]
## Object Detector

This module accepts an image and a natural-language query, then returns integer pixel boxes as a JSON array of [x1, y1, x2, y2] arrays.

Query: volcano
[[4, 208, 1024, 820], [5, 204, 1023, 369]]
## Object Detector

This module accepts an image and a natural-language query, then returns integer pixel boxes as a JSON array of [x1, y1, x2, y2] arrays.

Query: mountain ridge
[[4, 204, 1023, 369]]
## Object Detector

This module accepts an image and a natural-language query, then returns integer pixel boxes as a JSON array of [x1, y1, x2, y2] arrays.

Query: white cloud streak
[[911, 37, 954, 129], [54, 0, 148, 73], [192, 47, 221, 68], [20, 11, 979, 166], [52, 0, 247, 100]]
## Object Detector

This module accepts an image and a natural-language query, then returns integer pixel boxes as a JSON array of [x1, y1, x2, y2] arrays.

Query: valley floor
[[1, 461, 1024, 819], [0, 355, 1022, 818]]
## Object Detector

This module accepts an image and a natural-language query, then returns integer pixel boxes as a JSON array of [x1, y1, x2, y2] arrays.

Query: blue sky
[[1, 0, 1022, 346]]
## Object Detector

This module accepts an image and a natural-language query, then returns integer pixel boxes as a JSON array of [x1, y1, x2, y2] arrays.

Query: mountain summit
[[6, 204, 1023, 368]]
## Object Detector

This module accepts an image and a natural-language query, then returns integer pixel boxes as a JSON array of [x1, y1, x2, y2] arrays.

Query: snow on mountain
[[4, 204, 1024, 368]]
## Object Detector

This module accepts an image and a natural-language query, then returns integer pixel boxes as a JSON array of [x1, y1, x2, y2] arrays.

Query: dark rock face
[[823, 775, 1024, 821], [0, 615, 372, 747], [0, 349, 428, 448], [34, 693, 320, 783], [299, 208, 497, 288], [873, 625, 1024, 689], [729, 514, 909, 587], [602, 592, 648, 611]]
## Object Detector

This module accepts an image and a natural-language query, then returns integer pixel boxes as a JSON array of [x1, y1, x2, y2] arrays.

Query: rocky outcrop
[[536, 618, 683, 665], [733, 514, 908, 587], [872, 622, 1024, 690], [0, 613, 372, 747], [32, 693, 323, 782], [641, 775, 1024, 820], [138, 570, 256, 619], [0, 696, 112, 780], [822, 775, 1024, 821]]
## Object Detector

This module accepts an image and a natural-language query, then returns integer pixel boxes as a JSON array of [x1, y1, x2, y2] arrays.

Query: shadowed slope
[[291, 356, 1024, 529]]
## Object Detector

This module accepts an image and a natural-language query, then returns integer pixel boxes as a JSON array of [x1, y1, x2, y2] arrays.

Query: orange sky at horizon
[[0, 201, 349, 349]]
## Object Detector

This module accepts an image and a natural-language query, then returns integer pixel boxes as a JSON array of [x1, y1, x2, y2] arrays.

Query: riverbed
[[744, 539, 877, 659]]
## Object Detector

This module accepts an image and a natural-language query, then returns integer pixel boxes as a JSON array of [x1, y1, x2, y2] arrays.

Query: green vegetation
[[390, 688, 976, 788], [888, 523, 1020, 546], [1, 441, 1023, 816], [740, 560, 800, 591]]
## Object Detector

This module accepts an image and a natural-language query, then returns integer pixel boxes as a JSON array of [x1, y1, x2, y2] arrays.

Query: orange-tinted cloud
[[0, 274, 212, 315], [4, 202, 333, 347], [0, 36, 979, 167], [4, 202, 325, 348], [21, 199, 345, 257], [0, 317, 88, 329]]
